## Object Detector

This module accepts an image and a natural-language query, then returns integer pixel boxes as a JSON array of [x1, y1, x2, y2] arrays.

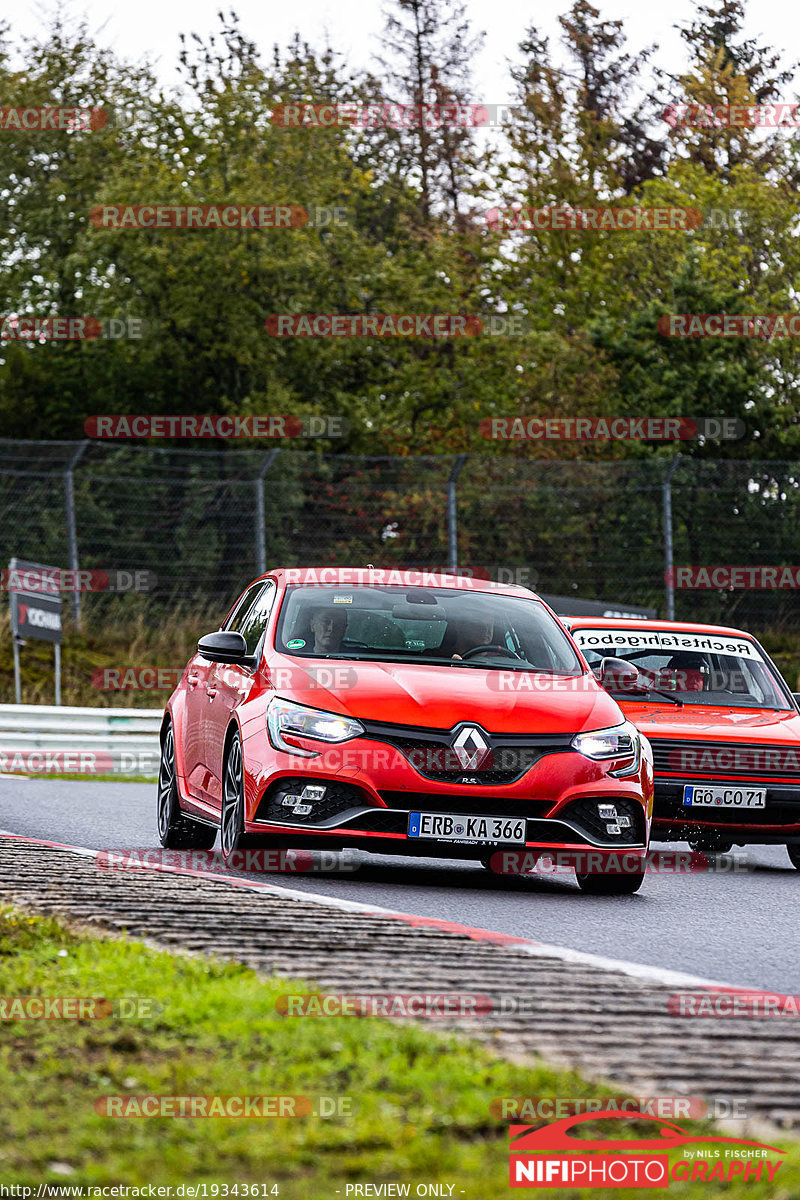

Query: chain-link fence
[[1, 440, 799, 630]]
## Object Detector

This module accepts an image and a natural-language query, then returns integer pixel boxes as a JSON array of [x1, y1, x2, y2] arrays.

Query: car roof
[[259, 567, 535, 597], [562, 615, 757, 640]]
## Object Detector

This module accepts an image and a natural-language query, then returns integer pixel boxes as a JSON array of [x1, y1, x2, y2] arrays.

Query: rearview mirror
[[595, 656, 647, 693], [197, 631, 254, 665], [391, 604, 446, 621]]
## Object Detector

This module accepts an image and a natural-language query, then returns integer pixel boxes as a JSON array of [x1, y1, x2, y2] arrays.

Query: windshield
[[571, 627, 791, 710], [276, 585, 584, 674]]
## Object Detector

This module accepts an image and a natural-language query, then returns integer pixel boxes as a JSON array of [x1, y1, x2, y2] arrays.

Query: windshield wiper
[[614, 685, 684, 707]]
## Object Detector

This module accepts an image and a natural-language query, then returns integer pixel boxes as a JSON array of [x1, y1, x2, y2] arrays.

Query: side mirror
[[197, 631, 254, 665], [596, 656, 646, 694]]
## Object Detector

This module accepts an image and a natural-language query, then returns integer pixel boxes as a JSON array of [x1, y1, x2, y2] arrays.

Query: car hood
[[267, 656, 623, 734], [619, 700, 800, 743]]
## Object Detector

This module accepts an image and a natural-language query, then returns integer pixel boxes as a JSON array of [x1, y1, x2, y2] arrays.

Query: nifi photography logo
[[508, 1111, 784, 1188]]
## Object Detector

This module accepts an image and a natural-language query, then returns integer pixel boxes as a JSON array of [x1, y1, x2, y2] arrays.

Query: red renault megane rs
[[158, 569, 653, 893]]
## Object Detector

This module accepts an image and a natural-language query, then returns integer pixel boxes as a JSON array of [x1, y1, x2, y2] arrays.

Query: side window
[[224, 582, 265, 633], [239, 583, 277, 655]]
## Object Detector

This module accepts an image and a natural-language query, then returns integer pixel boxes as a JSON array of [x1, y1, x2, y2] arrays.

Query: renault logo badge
[[451, 725, 490, 770]]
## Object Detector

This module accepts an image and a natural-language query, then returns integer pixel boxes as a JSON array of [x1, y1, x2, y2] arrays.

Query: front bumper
[[242, 729, 651, 855], [652, 778, 800, 843]]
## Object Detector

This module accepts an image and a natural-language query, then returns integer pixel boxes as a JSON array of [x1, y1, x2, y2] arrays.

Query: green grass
[[0, 906, 798, 1196]]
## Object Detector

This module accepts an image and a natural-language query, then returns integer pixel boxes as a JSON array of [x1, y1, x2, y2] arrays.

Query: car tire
[[787, 844, 800, 870], [157, 722, 217, 849], [575, 868, 646, 895], [220, 731, 263, 864]]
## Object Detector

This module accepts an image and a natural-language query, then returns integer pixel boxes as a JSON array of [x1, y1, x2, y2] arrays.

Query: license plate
[[407, 811, 527, 844], [683, 785, 767, 809]]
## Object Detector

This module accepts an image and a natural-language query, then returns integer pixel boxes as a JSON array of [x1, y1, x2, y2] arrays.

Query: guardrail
[[0, 704, 163, 776]]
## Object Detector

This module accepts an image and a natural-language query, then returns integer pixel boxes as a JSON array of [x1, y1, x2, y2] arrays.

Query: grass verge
[[0, 906, 798, 1196]]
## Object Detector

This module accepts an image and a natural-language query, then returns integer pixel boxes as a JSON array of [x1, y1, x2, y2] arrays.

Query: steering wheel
[[459, 643, 521, 661]]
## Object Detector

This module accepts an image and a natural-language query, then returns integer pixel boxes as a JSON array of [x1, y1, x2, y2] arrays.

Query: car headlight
[[267, 697, 364, 756], [571, 721, 641, 777]]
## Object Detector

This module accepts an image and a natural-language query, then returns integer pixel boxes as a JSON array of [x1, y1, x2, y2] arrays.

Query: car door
[[204, 581, 277, 808], [182, 581, 265, 802]]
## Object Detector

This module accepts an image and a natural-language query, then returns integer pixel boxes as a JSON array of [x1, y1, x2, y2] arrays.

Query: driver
[[450, 615, 496, 661], [310, 606, 348, 654], [663, 652, 706, 693]]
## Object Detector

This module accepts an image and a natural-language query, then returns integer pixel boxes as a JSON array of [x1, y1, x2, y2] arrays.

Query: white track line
[[0, 829, 745, 991]]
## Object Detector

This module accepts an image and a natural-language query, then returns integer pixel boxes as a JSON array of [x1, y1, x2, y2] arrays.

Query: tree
[[376, 0, 484, 226], [667, 0, 797, 182]]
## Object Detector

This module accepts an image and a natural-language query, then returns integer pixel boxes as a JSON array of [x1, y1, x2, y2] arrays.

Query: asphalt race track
[[0, 776, 797, 993]]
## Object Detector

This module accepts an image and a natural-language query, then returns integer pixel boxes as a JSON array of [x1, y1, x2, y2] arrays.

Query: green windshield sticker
[[287, 638, 306, 649]]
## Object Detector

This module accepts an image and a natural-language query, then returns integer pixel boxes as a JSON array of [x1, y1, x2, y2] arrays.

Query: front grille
[[255, 778, 369, 825], [651, 739, 800, 779], [558, 796, 647, 845], [379, 791, 552, 819], [362, 719, 575, 784]]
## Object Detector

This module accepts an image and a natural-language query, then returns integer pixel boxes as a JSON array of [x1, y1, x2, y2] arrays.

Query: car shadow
[[273, 852, 584, 895]]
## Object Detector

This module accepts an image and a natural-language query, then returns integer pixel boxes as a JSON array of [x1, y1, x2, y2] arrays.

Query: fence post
[[64, 440, 89, 630], [255, 449, 281, 576], [663, 454, 681, 621], [447, 455, 467, 572]]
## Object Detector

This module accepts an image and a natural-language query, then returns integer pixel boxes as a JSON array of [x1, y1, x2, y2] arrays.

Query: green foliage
[[0, 2, 799, 457]]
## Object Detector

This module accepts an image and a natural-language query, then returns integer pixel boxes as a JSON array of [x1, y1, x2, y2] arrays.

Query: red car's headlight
[[571, 721, 641, 778], [267, 697, 365, 756]]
